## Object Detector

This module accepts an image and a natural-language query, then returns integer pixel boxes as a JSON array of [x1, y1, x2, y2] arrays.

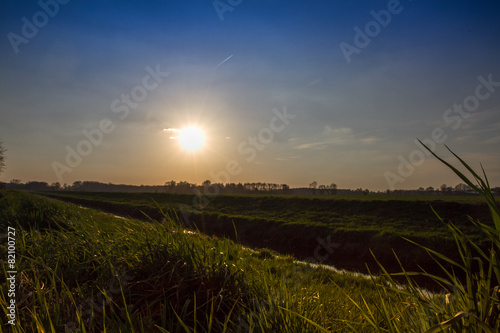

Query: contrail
[[216, 54, 233, 68]]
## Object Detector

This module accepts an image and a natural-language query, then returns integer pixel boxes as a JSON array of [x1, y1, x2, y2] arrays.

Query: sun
[[178, 126, 206, 151]]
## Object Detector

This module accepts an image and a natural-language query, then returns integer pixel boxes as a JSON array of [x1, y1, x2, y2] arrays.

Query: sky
[[0, 0, 499, 191]]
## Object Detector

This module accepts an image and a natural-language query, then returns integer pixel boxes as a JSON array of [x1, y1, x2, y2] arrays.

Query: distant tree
[[281, 184, 290, 193], [454, 183, 471, 192], [51, 182, 61, 190], [25, 181, 49, 191], [418, 187, 425, 191], [224, 183, 236, 194], [72, 181, 82, 190], [318, 184, 326, 194], [0, 141, 6, 177], [426, 186, 435, 192], [328, 183, 338, 194], [309, 181, 318, 189], [10, 179, 21, 184]]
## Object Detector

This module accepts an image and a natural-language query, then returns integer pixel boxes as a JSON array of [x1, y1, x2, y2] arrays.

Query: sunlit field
[[39, 189, 494, 276]]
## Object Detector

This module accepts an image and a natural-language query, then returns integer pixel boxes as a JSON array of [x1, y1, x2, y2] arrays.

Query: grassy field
[[0, 190, 402, 332], [1, 184, 499, 331], [39, 191, 494, 277], [261, 193, 488, 203]]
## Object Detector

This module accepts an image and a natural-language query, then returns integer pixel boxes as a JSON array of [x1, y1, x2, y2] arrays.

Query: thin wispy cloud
[[164, 128, 180, 139], [293, 126, 380, 150]]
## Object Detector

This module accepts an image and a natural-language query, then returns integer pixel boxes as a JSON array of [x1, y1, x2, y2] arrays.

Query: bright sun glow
[[178, 126, 205, 151]]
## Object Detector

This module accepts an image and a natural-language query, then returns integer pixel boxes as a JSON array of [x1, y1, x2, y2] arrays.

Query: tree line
[[0, 141, 497, 195], [2, 179, 498, 196]]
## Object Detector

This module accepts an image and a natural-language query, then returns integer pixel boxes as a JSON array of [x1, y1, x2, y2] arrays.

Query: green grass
[[39, 191, 493, 239], [39, 190, 494, 279], [272, 194, 487, 203], [1, 190, 394, 332], [348, 143, 500, 332]]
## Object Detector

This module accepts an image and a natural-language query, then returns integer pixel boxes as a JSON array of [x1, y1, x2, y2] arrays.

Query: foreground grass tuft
[[348, 144, 500, 332]]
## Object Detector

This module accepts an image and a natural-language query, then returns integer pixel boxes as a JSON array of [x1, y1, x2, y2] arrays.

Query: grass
[[39, 191, 493, 241], [348, 143, 500, 332], [273, 194, 487, 203], [1, 190, 391, 332], [40, 189, 494, 280]]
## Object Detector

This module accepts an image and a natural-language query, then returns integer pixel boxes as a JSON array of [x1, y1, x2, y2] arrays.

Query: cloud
[[276, 155, 301, 161], [163, 128, 180, 139], [293, 126, 378, 150], [322, 126, 352, 135], [359, 137, 379, 144], [306, 78, 322, 86], [483, 136, 500, 144], [455, 136, 473, 142], [295, 140, 338, 150]]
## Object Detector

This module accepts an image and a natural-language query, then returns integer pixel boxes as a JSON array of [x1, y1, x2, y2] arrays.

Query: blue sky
[[1, 0, 499, 190]]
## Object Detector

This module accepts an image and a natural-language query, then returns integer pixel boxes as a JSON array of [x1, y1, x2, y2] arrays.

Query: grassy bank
[[1, 190, 394, 332], [39, 191, 494, 278]]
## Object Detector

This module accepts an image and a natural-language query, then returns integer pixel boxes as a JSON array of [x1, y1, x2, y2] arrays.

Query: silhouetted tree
[[72, 181, 82, 190], [25, 181, 49, 191], [318, 184, 326, 194], [440, 184, 450, 192], [328, 183, 337, 194], [0, 141, 6, 177], [455, 183, 471, 192]]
